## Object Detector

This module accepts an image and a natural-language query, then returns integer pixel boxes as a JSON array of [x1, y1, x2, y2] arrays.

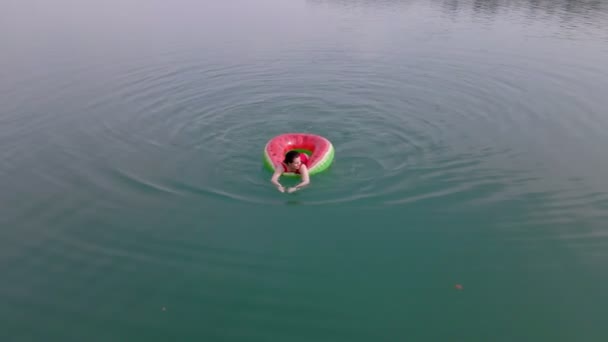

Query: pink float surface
[[263, 133, 334, 175]]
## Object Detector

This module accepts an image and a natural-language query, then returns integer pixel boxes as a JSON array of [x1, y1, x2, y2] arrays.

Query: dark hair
[[283, 151, 301, 164]]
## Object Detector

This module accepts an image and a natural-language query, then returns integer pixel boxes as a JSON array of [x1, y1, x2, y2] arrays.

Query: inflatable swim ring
[[264, 133, 334, 176]]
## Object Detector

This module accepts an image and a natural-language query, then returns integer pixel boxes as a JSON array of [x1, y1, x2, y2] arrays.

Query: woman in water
[[271, 150, 310, 193]]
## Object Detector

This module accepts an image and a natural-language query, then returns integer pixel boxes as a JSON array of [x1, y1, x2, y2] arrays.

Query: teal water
[[2, 0, 608, 340]]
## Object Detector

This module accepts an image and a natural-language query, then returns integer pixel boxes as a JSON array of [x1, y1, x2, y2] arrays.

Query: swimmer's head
[[283, 151, 302, 169]]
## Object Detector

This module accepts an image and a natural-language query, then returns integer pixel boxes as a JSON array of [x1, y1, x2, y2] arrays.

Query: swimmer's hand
[[286, 165, 309, 194], [271, 167, 285, 192]]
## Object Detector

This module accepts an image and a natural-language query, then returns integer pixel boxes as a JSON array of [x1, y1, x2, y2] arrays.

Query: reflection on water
[[441, 0, 608, 31], [285, 199, 303, 206], [307, 0, 608, 44], [309, 0, 608, 23], [448, 0, 605, 16]]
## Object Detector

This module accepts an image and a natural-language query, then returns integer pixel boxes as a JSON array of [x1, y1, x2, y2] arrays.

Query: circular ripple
[[50, 42, 608, 209]]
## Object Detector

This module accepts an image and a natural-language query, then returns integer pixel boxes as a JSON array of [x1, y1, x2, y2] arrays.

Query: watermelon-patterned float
[[263, 133, 334, 176]]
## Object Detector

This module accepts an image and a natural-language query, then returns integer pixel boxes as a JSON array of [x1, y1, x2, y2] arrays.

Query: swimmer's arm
[[271, 167, 285, 192], [289, 165, 310, 192]]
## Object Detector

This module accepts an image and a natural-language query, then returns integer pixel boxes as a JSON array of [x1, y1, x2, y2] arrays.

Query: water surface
[[2, 0, 608, 340]]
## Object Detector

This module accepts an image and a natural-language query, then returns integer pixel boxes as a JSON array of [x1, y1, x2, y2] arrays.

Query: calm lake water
[[2, 0, 608, 340]]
